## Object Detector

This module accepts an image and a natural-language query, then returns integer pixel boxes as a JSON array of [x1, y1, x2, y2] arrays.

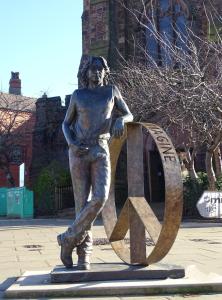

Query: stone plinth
[[5, 266, 222, 299], [51, 263, 185, 283]]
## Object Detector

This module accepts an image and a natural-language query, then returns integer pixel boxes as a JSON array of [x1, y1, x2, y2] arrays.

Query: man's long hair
[[78, 55, 110, 88]]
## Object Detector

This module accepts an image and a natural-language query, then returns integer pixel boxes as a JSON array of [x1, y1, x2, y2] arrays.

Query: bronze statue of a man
[[57, 56, 133, 269]]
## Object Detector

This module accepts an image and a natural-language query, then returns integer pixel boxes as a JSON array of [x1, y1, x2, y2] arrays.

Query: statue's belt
[[78, 138, 109, 146]]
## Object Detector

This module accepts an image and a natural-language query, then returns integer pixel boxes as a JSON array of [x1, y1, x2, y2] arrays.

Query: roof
[[0, 92, 37, 112]]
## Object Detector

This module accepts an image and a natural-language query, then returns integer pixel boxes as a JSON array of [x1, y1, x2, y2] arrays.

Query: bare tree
[[112, 1, 222, 189], [0, 92, 35, 186]]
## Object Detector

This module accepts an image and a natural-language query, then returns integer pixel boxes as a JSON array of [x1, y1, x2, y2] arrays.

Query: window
[[10, 145, 24, 164], [145, 0, 189, 65], [208, 20, 222, 42]]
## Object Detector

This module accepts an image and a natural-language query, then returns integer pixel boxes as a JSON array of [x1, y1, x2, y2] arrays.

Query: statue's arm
[[62, 91, 78, 147], [112, 85, 133, 138], [62, 91, 89, 156]]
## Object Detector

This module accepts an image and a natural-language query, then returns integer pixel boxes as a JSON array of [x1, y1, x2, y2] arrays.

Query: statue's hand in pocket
[[69, 143, 89, 157]]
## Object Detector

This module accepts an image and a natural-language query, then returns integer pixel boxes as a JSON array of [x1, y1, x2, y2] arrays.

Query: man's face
[[87, 58, 105, 86]]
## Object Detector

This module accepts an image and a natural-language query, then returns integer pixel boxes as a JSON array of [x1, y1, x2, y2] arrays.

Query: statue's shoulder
[[73, 88, 86, 94], [109, 84, 120, 96], [71, 88, 87, 99], [105, 84, 115, 93], [106, 84, 114, 89]]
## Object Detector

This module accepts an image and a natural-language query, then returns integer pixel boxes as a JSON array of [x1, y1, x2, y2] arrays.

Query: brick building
[[0, 73, 73, 212], [0, 73, 36, 187], [0, 73, 71, 189]]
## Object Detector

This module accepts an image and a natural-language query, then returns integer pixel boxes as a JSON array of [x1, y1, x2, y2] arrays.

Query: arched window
[[145, 0, 189, 65]]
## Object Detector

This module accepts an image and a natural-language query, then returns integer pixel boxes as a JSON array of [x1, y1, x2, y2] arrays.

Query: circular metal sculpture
[[102, 122, 183, 266]]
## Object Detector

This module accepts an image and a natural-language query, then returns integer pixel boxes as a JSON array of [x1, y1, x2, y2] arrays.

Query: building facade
[[81, 0, 222, 205], [82, 0, 222, 66]]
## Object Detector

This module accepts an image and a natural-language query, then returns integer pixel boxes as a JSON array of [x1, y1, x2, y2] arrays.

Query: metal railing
[[54, 185, 74, 211]]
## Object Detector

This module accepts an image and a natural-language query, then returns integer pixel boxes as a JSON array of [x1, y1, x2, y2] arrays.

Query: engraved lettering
[[151, 130, 163, 135], [148, 126, 160, 131], [156, 136, 169, 143], [164, 155, 177, 162], [162, 147, 174, 155], [158, 143, 171, 146]]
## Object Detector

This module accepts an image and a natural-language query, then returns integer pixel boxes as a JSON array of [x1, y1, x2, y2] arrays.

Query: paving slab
[[4, 296, 222, 300], [1, 219, 222, 299], [4, 266, 222, 298]]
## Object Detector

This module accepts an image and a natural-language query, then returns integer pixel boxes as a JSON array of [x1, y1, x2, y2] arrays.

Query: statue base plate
[[50, 263, 185, 283], [6, 266, 222, 298]]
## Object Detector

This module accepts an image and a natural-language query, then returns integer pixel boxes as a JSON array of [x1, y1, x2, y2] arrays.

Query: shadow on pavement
[[0, 217, 103, 230], [0, 276, 17, 298]]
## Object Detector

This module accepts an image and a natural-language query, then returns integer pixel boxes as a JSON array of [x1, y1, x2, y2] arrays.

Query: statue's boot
[[57, 234, 74, 268], [57, 200, 100, 268], [57, 230, 88, 268], [77, 254, 90, 270]]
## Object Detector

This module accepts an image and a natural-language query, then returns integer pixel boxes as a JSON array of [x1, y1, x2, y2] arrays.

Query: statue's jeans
[[60, 142, 111, 259]]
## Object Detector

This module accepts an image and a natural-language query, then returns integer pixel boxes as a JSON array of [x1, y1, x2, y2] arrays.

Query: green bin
[[0, 188, 7, 216], [7, 187, 33, 218]]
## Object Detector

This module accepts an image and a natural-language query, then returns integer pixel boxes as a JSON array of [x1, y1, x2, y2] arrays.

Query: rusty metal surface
[[127, 124, 146, 264], [102, 122, 183, 266], [109, 199, 129, 243], [130, 197, 161, 244], [129, 200, 146, 264], [127, 123, 144, 197]]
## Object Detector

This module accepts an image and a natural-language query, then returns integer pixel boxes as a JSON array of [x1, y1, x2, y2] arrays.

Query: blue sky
[[0, 0, 83, 100]]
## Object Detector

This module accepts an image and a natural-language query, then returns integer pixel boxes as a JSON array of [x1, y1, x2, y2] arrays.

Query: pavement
[[0, 218, 222, 299]]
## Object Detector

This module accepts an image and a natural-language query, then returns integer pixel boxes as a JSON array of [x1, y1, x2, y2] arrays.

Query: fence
[[54, 185, 74, 211]]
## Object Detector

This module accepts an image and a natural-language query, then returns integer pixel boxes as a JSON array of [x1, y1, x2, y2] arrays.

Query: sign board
[[197, 191, 222, 219], [19, 163, 25, 187]]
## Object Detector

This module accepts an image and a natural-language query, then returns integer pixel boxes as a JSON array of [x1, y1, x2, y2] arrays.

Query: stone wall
[[82, 0, 109, 58], [30, 95, 71, 184]]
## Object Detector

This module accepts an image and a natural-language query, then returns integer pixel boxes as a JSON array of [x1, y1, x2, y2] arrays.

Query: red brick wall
[[0, 112, 36, 188], [0, 165, 19, 187], [19, 113, 36, 187]]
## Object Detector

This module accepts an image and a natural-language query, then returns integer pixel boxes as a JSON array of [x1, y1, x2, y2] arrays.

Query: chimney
[[9, 72, 21, 95]]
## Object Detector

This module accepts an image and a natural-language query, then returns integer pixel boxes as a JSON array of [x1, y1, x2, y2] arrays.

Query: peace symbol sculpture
[[102, 122, 183, 266]]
